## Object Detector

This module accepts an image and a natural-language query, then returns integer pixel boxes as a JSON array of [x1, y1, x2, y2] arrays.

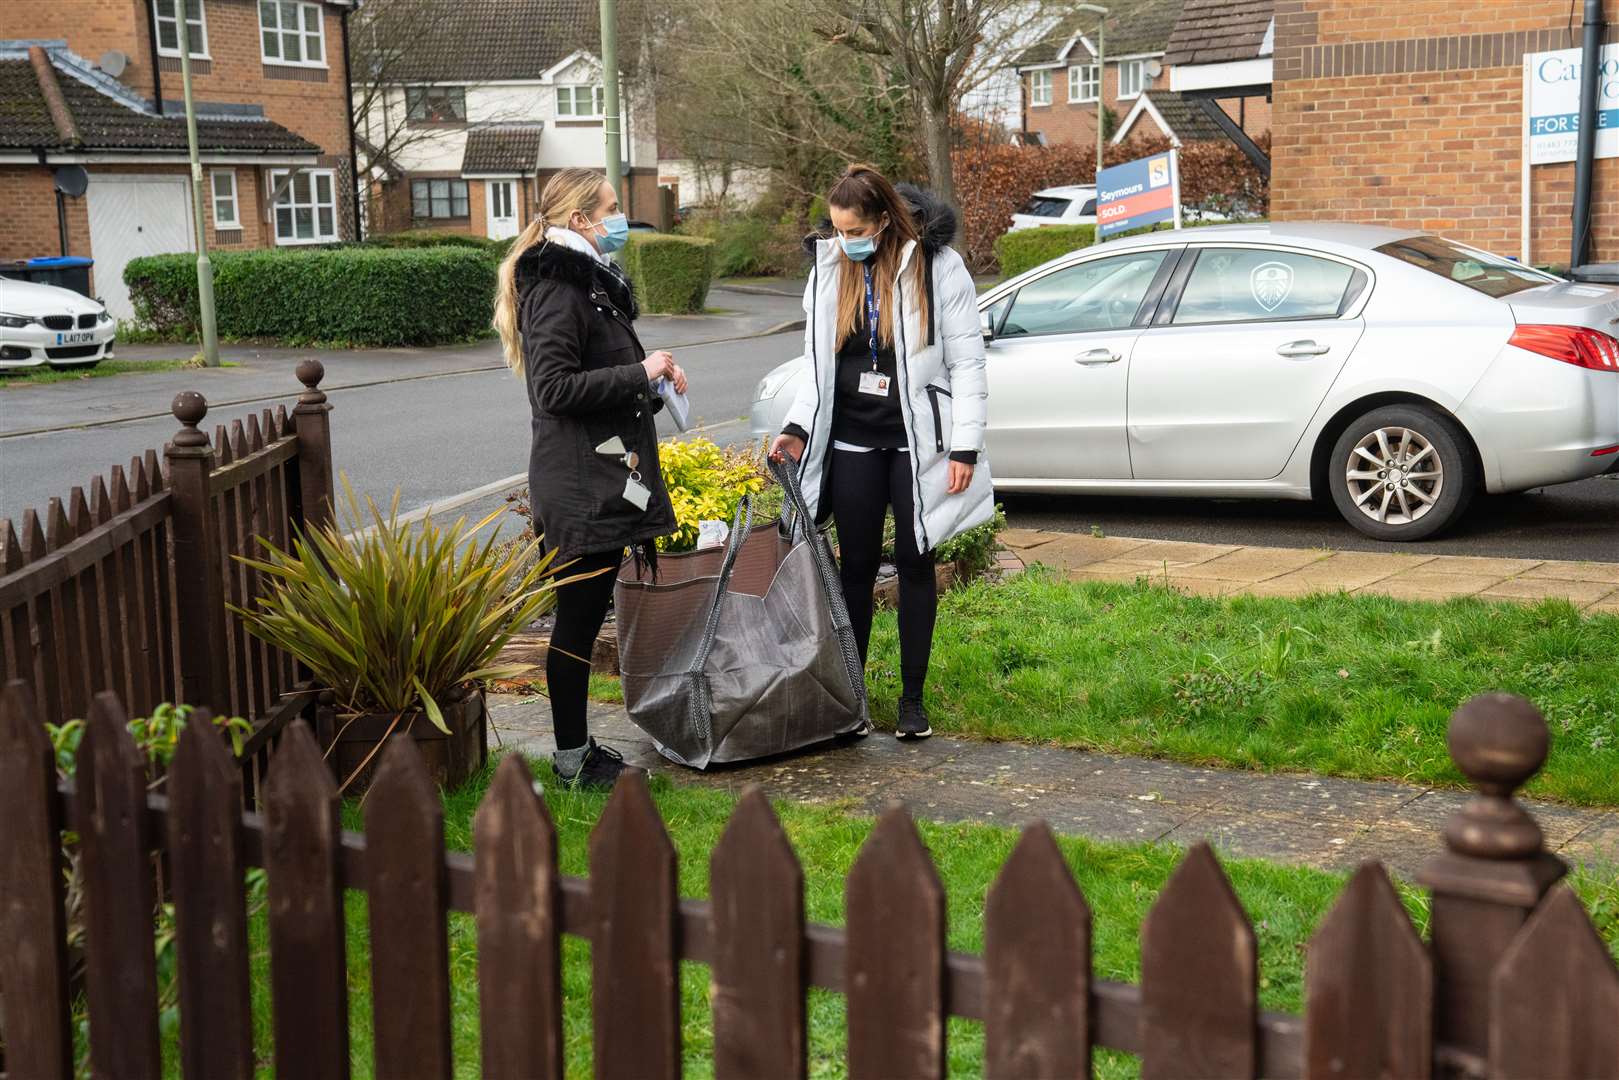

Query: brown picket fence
[[0, 361, 335, 802], [1, 686, 1615, 1079]]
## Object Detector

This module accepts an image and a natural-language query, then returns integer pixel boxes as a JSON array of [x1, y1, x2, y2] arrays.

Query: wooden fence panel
[[68, 490, 109, 713], [88, 478, 129, 709], [365, 738, 453, 1080], [1141, 843, 1257, 1080], [1304, 862, 1431, 1080], [261, 408, 296, 695], [46, 499, 89, 722], [264, 720, 349, 1080], [846, 804, 947, 1080], [167, 710, 253, 1080], [1, 520, 31, 693], [76, 692, 161, 1079], [109, 469, 150, 713], [20, 511, 61, 717], [474, 755, 563, 1080], [589, 771, 680, 1080], [1491, 886, 1619, 1080], [711, 786, 806, 1080], [985, 822, 1091, 1080], [0, 681, 73, 1080]]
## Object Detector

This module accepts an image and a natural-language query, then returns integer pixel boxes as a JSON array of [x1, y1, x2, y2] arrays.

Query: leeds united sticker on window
[[1250, 261, 1294, 312]]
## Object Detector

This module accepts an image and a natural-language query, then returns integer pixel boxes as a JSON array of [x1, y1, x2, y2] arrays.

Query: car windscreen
[[1017, 195, 1072, 218], [1373, 236, 1556, 299]]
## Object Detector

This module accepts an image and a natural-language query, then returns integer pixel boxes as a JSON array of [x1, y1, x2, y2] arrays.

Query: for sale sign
[[1096, 150, 1180, 238], [1526, 45, 1619, 165]]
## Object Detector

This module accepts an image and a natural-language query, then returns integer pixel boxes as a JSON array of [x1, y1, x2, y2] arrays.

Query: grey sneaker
[[555, 738, 637, 790], [896, 696, 932, 739]]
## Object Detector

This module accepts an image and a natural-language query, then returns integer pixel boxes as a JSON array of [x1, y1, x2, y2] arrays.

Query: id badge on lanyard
[[857, 265, 891, 398]]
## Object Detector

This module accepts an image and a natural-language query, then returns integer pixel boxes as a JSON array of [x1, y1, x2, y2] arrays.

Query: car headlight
[[0, 312, 35, 329]]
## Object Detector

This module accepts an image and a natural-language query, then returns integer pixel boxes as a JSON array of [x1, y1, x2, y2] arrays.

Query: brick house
[[1169, 0, 1619, 266], [1012, 0, 1270, 152], [356, 0, 667, 239], [1, 0, 360, 320]]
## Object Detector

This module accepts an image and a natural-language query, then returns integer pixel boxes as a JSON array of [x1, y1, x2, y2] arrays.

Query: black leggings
[[545, 548, 622, 751], [829, 448, 936, 699]]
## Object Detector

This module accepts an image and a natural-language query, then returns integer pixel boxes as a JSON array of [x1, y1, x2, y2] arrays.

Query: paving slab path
[[487, 695, 1617, 880]]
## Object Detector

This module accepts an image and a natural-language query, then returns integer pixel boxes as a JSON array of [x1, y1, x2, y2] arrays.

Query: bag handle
[[710, 489, 755, 602], [768, 454, 816, 542]]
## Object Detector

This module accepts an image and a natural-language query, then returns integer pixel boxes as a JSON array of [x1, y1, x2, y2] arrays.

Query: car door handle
[[1277, 340, 1330, 358], [1074, 348, 1121, 365]]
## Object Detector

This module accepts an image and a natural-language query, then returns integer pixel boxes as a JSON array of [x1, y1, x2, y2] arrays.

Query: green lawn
[[862, 572, 1619, 805], [134, 761, 1613, 1079], [0, 358, 201, 386]]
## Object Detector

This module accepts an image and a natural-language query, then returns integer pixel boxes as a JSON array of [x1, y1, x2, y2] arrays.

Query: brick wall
[[0, 167, 92, 263], [1272, 0, 1619, 265], [1025, 62, 1270, 148]]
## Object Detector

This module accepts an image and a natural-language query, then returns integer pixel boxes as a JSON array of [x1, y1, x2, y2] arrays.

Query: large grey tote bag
[[614, 457, 868, 768]]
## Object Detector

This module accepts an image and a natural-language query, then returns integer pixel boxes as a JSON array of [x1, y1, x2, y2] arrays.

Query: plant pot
[[315, 687, 488, 795]]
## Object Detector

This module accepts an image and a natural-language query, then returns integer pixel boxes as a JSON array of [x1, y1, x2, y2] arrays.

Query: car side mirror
[[980, 310, 995, 343]]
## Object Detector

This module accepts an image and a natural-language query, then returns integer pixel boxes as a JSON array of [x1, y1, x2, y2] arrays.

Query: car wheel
[[48, 360, 101, 373], [1327, 405, 1475, 541]]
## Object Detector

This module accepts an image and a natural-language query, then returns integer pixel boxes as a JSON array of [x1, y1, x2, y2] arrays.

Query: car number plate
[[55, 331, 95, 345]]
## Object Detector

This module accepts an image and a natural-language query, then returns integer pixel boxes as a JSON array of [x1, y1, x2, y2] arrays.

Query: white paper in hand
[[696, 519, 730, 550], [653, 377, 691, 431]]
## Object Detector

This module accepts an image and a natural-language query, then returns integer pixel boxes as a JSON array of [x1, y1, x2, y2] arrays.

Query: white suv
[[1008, 185, 1098, 232], [0, 277, 116, 371]]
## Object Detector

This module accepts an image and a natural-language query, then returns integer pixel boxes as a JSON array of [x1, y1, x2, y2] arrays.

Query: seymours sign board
[[1096, 149, 1180, 238], [1526, 43, 1619, 165]]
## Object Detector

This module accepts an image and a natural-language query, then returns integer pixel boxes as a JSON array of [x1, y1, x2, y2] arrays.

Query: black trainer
[[557, 738, 637, 790], [896, 696, 932, 739]]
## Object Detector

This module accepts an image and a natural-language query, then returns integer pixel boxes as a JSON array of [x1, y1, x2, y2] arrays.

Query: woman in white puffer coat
[[771, 163, 994, 739]]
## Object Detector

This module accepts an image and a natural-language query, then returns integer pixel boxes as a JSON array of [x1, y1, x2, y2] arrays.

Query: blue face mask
[[839, 230, 879, 262], [590, 213, 630, 253]]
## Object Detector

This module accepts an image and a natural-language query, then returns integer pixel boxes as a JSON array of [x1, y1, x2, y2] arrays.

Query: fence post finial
[[292, 361, 335, 533], [166, 389, 226, 713], [295, 358, 327, 406], [172, 391, 210, 447], [1419, 692, 1566, 1067]]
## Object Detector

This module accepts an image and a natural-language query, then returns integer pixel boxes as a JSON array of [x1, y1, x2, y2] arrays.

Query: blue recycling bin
[[21, 256, 95, 297]]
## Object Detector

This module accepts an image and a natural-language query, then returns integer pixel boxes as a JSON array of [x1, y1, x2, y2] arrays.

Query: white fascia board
[[1169, 57, 1272, 93]]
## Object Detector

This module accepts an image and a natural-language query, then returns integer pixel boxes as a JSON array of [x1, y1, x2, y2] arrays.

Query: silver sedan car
[[751, 224, 1619, 540]]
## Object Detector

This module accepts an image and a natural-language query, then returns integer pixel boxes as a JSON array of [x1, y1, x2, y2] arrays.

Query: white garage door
[[86, 175, 195, 323]]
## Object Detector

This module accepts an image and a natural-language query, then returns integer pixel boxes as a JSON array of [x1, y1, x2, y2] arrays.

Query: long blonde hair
[[827, 164, 926, 349], [495, 168, 609, 375]]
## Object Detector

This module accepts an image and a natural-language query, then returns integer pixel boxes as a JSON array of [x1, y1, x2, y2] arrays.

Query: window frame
[[405, 85, 468, 124], [554, 84, 606, 119], [152, 0, 210, 60], [258, 0, 327, 68], [1029, 69, 1053, 107], [270, 167, 339, 245], [410, 178, 472, 221], [1156, 245, 1374, 328], [1118, 59, 1146, 100], [211, 169, 239, 228], [1068, 63, 1099, 104], [996, 247, 1182, 340]]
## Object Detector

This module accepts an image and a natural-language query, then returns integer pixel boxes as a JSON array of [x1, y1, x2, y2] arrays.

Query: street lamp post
[[1074, 3, 1109, 186], [176, 0, 219, 368], [599, 0, 623, 205]]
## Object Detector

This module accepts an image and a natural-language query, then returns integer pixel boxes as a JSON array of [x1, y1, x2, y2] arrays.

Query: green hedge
[[620, 233, 715, 314], [993, 225, 1097, 279], [124, 247, 496, 347], [679, 216, 776, 277], [357, 231, 499, 251]]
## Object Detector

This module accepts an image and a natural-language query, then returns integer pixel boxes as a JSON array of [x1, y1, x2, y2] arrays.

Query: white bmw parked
[[0, 277, 117, 372], [751, 224, 1619, 540]]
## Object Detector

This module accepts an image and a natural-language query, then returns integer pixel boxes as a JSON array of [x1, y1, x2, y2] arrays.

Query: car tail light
[[1509, 324, 1619, 371]]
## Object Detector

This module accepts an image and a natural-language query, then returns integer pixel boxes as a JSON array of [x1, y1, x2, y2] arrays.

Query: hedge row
[[124, 247, 497, 347], [993, 217, 1260, 279], [620, 232, 715, 314]]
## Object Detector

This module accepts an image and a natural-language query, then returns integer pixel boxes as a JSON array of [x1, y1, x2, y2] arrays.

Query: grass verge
[[865, 572, 1619, 805], [0, 359, 209, 387], [151, 760, 1616, 1078]]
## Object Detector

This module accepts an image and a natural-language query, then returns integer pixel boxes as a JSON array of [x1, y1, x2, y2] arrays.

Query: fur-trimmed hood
[[803, 183, 959, 257], [515, 238, 639, 320]]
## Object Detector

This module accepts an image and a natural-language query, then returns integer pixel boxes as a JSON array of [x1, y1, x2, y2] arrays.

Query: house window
[[555, 85, 605, 118], [211, 170, 239, 228], [1118, 59, 1146, 99], [259, 1, 326, 67], [271, 168, 338, 244], [411, 179, 470, 220], [1030, 70, 1052, 107], [1068, 64, 1099, 103], [405, 86, 467, 123], [152, 0, 208, 58]]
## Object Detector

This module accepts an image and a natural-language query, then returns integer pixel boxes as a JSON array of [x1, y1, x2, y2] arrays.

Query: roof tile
[[1164, 0, 1274, 66]]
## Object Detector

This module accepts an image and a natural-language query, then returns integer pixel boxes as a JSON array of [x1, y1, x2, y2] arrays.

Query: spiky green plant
[[231, 481, 573, 731]]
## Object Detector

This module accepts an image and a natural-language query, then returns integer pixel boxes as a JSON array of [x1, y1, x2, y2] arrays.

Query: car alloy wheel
[[1343, 426, 1443, 526]]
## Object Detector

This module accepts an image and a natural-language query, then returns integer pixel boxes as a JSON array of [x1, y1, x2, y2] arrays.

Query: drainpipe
[[143, 0, 165, 114], [1571, 0, 1605, 270], [341, 6, 363, 240]]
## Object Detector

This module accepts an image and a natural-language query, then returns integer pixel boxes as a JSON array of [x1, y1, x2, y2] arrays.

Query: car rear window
[[1018, 195, 1072, 218], [1374, 236, 1554, 298]]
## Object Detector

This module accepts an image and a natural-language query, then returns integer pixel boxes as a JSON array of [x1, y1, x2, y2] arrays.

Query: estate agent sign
[[1526, 44, 1619, 165], [1096, 149, 1181, 238]]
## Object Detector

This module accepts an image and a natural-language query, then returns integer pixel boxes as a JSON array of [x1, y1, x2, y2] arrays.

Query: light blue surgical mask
[[839, 230, 880, 262], [590, 213, 631, 253]]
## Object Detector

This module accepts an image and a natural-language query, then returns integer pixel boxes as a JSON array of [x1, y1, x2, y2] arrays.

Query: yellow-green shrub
[[656, 438, 766, 552]]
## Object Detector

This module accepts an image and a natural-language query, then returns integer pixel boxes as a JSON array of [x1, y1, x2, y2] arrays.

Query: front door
[[486, 180, 518, 240], [983, 248, 1176, 481], [1127, 246, 1369, 481], [85, 175, 195, 322]]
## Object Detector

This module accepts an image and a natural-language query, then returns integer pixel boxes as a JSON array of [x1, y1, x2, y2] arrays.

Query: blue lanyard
[[863, 265, 879, 370]]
